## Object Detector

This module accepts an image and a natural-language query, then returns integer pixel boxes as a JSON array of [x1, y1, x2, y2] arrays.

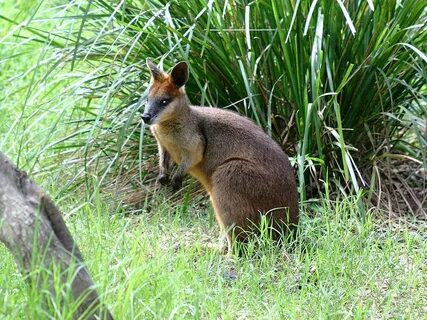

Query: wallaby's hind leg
[[210, 159, 295, 253], [210, 198, 234, 255], [210, 160, 267, 254], [210, 190, 254, 255]]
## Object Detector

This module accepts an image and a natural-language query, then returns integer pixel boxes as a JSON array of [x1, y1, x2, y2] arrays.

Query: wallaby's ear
[[170, 61, 189, 88], [146, 59, 165, 81]]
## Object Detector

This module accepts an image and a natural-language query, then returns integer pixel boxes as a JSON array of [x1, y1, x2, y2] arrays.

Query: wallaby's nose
[[141, 113, 152, 124]]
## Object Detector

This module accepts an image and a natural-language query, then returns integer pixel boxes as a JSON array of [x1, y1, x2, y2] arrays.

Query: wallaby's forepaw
[[157, 174, 170, 186], [171, 175, 183, 191]]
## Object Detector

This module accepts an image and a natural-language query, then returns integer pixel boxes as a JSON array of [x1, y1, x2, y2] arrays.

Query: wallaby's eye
[[160, 99, 171, 106]]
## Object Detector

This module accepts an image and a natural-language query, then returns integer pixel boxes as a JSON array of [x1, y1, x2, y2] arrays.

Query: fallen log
[[0, 152, 113, 319]]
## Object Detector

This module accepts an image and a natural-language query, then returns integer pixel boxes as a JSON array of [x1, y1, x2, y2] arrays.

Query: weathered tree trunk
[[0, 152, 113, 319]]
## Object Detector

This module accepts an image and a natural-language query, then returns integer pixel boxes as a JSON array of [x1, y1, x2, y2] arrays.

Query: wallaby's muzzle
[[142, 101, 156, 124], [142, 97, 161, 124], [141, 113, 153, 124]]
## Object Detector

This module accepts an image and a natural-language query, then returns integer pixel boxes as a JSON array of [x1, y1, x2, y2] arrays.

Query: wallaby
[[141, 59, 298, 253]]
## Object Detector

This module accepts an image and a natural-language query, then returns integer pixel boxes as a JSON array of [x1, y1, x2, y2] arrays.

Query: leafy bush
[[1, 0, 426, 205]]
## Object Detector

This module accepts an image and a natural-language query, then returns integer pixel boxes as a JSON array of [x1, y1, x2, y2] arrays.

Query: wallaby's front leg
[[157, 144, 172, 185], [170, 146, 203, 191], [170, 155, 190, 191]]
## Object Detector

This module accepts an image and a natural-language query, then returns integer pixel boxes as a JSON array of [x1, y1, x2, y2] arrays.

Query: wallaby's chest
[[152, 125, 183, 163], [152, 123, 206, 184]]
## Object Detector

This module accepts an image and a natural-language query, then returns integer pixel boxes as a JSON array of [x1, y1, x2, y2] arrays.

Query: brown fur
[[143, 60, 298, 253], [148, 78, 181, 99]]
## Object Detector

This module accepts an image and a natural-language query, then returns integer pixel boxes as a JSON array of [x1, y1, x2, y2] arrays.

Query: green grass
[[0, 194, 426, 319]]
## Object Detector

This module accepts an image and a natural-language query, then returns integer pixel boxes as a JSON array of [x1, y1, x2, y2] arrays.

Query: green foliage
[[1, 1, 426, 199]]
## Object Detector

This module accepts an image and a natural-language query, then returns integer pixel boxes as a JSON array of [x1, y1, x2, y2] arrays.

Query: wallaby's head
[[142, 59, 189, 125]]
